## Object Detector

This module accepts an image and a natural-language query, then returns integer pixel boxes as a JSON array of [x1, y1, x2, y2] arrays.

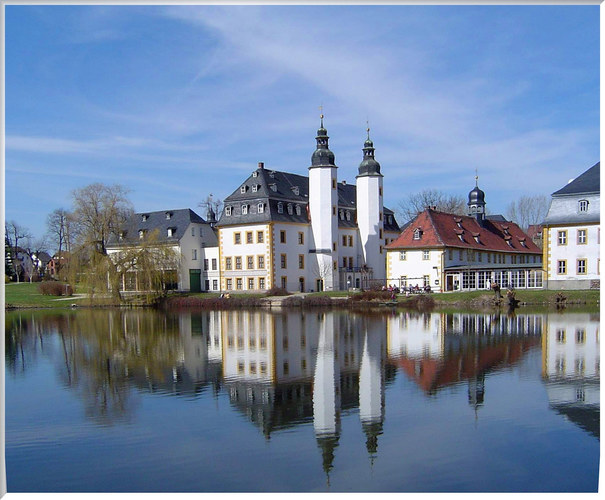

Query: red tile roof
[[386, 208, 542, 254]]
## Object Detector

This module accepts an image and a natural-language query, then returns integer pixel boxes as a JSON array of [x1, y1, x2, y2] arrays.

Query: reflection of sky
[[5, 310, 600, 492]]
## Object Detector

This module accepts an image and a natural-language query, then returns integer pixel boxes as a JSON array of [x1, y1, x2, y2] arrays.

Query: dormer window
[[458, 234, 464, 242], [240, 186, 247, 194], [225, 206, 232, 216], [295, 205, 301, 216], [167, 228, 174, 237], [346, 211, 351, 221], [287, 203, 293, 215], [388, 215, 393, 224], [339, 210, 344, 220], [119, 231, 126, 240], [139, 230, 145, 239], [269, 171, 275, 178], [277, 202, 283, 214], [413, 228, 422, 240], [252, 185, 258, 193], [292, 186, 300, 196], [165, 212, 173, 220], [252, 171, 258, 178], [579, 199, 589, 212], [269, 183, 277, 192], [258, 203, 264, 214], [142, 214, 148, 222], [242, 204, 249, 215]]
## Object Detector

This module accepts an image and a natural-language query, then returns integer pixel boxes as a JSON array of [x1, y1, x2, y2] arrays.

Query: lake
[[5, 307, 600, 492]]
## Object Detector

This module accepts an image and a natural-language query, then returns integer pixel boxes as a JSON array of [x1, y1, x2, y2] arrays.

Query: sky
[[4, 4, 600, 248]]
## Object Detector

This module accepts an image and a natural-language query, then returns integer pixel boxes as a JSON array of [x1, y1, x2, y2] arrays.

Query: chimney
[[258, 162, 264, 169]]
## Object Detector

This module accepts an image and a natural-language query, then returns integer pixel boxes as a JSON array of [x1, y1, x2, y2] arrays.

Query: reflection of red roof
[[391, 337, 539, 393], [386, 209, 541, 254]]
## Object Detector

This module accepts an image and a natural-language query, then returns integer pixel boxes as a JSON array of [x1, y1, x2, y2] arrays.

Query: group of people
[[382, 283, 432, 298]]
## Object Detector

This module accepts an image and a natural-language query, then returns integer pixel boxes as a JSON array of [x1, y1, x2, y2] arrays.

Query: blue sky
[[5, 5, 600, 246]]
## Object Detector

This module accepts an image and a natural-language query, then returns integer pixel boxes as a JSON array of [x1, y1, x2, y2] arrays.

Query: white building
[[106, 208, 220, 292], [216, 117, 400, 293], [542, 162, 600, 290], [386, 182, 543, 292]]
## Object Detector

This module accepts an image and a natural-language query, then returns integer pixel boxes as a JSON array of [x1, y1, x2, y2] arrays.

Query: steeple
[[311, 113, 336, 168], [468, 172, 486, 223], [357, 124, 382, 177]]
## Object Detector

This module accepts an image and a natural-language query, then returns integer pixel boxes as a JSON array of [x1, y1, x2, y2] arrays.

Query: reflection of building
[[386, 312, 542, 396], [542, 162, 600, 290], [386, 181, 543, 292], [542, 313, 599, 437]]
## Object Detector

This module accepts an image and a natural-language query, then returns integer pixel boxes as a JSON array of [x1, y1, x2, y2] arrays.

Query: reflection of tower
[[359, 327, 385, 466], [468, 374, 485, 421], [313, 313, 341, 484]]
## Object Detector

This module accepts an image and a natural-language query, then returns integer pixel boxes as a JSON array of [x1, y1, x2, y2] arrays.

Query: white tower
[[356, 127, 385, 282], [309, 114, 338, 291]]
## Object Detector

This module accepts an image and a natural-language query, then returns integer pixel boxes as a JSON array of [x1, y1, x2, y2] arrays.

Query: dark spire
[[311, 112, 336, 168], [357, 124, 382, 177], [468, 172, 486, 223]]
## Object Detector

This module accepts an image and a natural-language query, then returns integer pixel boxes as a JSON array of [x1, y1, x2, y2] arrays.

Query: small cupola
[[468, 174, 486, 223], [310, 113, 336, 168], [357, 125, 382, 177]]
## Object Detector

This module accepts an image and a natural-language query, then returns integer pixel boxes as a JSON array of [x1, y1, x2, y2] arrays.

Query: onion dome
[[311, 114, 336, 168], [357, 126, 382, 176], [468, 184, 486, 206]]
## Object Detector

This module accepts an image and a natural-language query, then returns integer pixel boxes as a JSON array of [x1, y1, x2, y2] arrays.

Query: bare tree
[[47, 208, 73, 256], [198, 194, 223, 223], [5, 221, 33, 282], [398, 189, 466, 224], [23, 235, 50, 282], [505, 195, 549, 231], [71, 183, 134, 254]]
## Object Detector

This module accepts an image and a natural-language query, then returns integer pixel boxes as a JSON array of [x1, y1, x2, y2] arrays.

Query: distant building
[[386, 180, 543, 292], [542, 162, 600, 290], [527, 224, 543, 249], [107, 208, 219, 292]]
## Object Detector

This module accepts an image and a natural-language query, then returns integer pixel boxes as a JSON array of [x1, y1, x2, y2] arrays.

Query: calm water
[[5, 307, 600, 492]]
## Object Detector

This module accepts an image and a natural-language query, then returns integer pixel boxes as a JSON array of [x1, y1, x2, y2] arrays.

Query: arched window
[[579, 199, 589, 212]]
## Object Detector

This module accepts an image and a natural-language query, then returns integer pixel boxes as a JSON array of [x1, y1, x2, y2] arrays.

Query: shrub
[[350, 290, 392, 302], [38, 281, 73, 296]]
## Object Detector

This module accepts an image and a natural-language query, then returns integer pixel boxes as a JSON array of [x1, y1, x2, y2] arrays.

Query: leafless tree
[[198, 194, 223, 222], [397, 189, 466, 224], [71, 183, 134, 254], [47, 208, 73, 256], [505, 195, 549, 231], [5, 221, 33, 282]]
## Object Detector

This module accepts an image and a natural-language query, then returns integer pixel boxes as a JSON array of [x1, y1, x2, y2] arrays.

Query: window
[[225, 206, 232, 216], [212, 258, 217, 270], [248, 278, 255, 290], [281, 254, 287, 269], [299, 254, 304, 269], [400, 276, 407, 288], [277, 202, 283, 214], [399, 251, 406, 261], [167, 228, 174, 237], [246, 232, 253, 244], [332, 206, 336, 215], [422, 250, 430, 260], [204, 259, 209, 270], [240, 186, 246, 194], [557, 260, 567, 275], [343, 257, 347, 268], [191, 227, 195, 236], [259, 277, 265, 289], [236, 278, 243, 290], [348, 235, 353, 246], [280, 230, 286, 244], [342, 235, 347, 246], [577, 229, 587, 244], [576, 328, 586, 344], [556, 329, 566, 344], [213, 280, 218, 290], [298, 232, 304, 245], [346, 211, 351, 221], [247, 256, 254, 269], [226, 278, 233, 290], [287, 204, 293, 215], [235, 257, 242, 270], [241, 205, 248, 215], [142, 214, 148, 222], [577, 259, 587, 275], [226, 257, 232, 270], [257, 231, 264, 243], [258, 203, 264, 213], [165, 212, 172, 219], [139, 230, 145, 239], [332, 179, 336, 189], [252, 184, 258, 193], [192, 249, 197, 260], [295, 205, 301, 216], [281, 276, 287, 289], [423, 275, 430, 288], [258, 256, 265, 269], [348, 257, 353, 268], [234, 232, 241, 244], [557, 230, 567, 245], [579, 199, 589, 212], [413, 228, 422, 240]]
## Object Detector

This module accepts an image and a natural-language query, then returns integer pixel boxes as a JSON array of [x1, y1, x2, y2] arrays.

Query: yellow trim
[[246, 255, 254, 270], [257, 254, 265, 270], [257, 230, 264, 244], [577, 228, 588, 245], [576, 258, 588, 275], [556, 229, 568, 246], [234, 231, 242, 245], [298, 254, 305, 270], [269, 222, 275, 288], [280, 253, 287, 269], [556, 259, 567, 275], [245, 231, 253, 244], [298, 231, 305, 245]]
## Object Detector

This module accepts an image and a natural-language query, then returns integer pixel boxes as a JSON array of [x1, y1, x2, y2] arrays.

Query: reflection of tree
[[5, 310, 185, 426]]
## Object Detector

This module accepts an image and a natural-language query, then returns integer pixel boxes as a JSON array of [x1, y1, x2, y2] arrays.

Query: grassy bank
[[4, 282, 87, 309]]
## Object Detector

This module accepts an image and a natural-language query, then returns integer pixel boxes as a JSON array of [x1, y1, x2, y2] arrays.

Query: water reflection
[[5, 308, 600, 480]]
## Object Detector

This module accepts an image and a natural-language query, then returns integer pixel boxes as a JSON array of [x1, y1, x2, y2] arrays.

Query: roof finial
[[319, 104, 324, 127], [475, 168, 479, 186], [366, 119, 370, 140]]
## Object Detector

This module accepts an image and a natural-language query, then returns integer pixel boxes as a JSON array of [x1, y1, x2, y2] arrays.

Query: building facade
[[216, 118, 400, 293], [542, 162, 600, 290], [385, 182, 543, 292], [107, 208, 220, 292]]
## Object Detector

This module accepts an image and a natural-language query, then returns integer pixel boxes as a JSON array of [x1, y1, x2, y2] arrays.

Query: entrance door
[[446, 275, 454, 292], [316, 279, 323, 292], [189, 269, 202, 293]]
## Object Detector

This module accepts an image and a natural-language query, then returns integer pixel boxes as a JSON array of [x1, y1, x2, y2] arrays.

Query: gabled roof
[[386, 208, 541, 254], [552, 162, 600, 196], [107, 208, 206, 247]]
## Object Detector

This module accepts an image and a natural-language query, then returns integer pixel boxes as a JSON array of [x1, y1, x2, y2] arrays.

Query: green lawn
[[5, 282, 86, 308], [431, 288, 600, 305]]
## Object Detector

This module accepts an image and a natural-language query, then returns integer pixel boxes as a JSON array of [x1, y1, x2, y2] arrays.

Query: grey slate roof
[[107, 208, 206, 247], [552, 162, 600, 196], [217, 166, 400, 232]]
